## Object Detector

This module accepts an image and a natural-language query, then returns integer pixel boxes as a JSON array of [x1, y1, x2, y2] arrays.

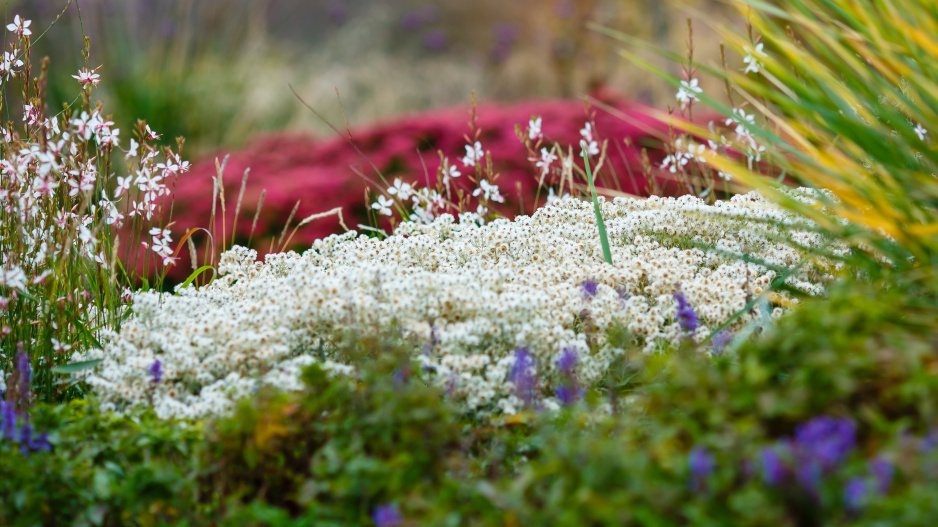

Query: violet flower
[[844, 477, 868, 511], [1, 401, 17, 440], [760, 445, 788, 486], [581, 280, 599, 298], [372, 503, 402, 527], [148, 359, 162, 383], [673, 292, 699, 333], [688, 446, 716, 490], [510, 347, 537, 407], [868, 457, 893, 494]]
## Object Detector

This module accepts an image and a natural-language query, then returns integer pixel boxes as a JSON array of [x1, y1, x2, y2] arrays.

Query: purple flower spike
[[673, 292, 699, 334], [556, 347, 578, 374], [795, 460, 823, 499], [844, 477, 868, 511], [688, 446, 716, 490], [869, 457, 893, 494], [794, 416, 856, 472], [372, 503, 402, 527], [581, 280, 599, 298], [148, 359, 162, 383], [554, 384, 582, 406], [1, 401, 18, 440], [510, 348, 537, 407], [711, 331, 733, 356], [15, 350, 31, 402], [760, 446, 788, 486]]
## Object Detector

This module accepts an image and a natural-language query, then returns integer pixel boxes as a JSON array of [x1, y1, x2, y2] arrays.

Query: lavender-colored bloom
[[421, 347, 434, 372], [372, 503, 402, 527], [553, 384, 581, 406], [794, 416, 856, 472], [673, 292, 699, 333], [15, 350, 31, 402], [868, 458, 893, 494], [1, 401, 18, 440], [148, 359, 162, 383], [760, 446, 788, 486], [688, 446, 716, 490], [18, 420, 33, 455], [844, 477, 868, 511], [581, 280, 599, 298], [556, 347, 578, 374], [510, 348, 537, 407], [795, 460, 823, 499], [29, 431, 51, 452], [423, 30, 447, 51], [919, 428, 938, 453], [711, 331, 733, 356]]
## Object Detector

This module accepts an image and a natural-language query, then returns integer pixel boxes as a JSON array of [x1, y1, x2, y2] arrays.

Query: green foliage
[[206, 336, 465, 525], [494, 276, 938, 526], [0, 399, 205, 527], [4, 280, 938, 525]]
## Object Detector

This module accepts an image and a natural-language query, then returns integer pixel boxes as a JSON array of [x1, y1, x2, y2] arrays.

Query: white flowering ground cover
[[75, 190, 844, 419]]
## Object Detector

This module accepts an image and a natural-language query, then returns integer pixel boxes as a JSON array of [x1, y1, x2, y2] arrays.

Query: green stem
[[583, 146, 613, 265]]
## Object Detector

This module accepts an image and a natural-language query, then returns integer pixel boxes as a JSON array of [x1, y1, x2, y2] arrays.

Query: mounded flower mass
[[76, 190, 844, 419]]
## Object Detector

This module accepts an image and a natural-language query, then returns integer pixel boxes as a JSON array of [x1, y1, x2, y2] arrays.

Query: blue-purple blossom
[[760, 445, 788, 486], [919, 428, 938, 453], [795, 459, 823, 498], [556, 347, 578, 374], [421, 347, 434, 372], [1, 401, 17, 440], [711, 331, 733, 356], [372, 503, 402, 527], [688, 446, 716, 490], [673, 292, 699, 333], [844, 477, 868, 511], [869, 457, 893, 494], [15, 350, 31, 402], [794, 416, 856, 472], [554, 348, 580, 406], [581, 280, 599, 298], [510, 347, 537, 407], [553, 385, 582, 406], [148, 359, 162, 383]]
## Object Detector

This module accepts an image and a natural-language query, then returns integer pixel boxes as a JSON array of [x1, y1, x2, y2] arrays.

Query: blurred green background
[[10, 0, 732, 159]]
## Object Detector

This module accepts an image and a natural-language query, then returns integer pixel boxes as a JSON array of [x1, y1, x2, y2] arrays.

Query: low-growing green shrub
[[492, 277, 938, 526], [5, 278, 937, 526]]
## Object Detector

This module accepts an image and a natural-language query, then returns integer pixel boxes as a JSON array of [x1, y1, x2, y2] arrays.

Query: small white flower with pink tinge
[[6, 15, 31, 37], [72, 68, 101, 88]]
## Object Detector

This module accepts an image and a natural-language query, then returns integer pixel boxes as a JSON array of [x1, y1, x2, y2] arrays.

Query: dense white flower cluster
[[77, 190, 843, 419]]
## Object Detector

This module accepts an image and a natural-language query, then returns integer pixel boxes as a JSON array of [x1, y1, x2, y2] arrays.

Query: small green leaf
[[51, 359, 103, 374], [175, 265, 216, 294]]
